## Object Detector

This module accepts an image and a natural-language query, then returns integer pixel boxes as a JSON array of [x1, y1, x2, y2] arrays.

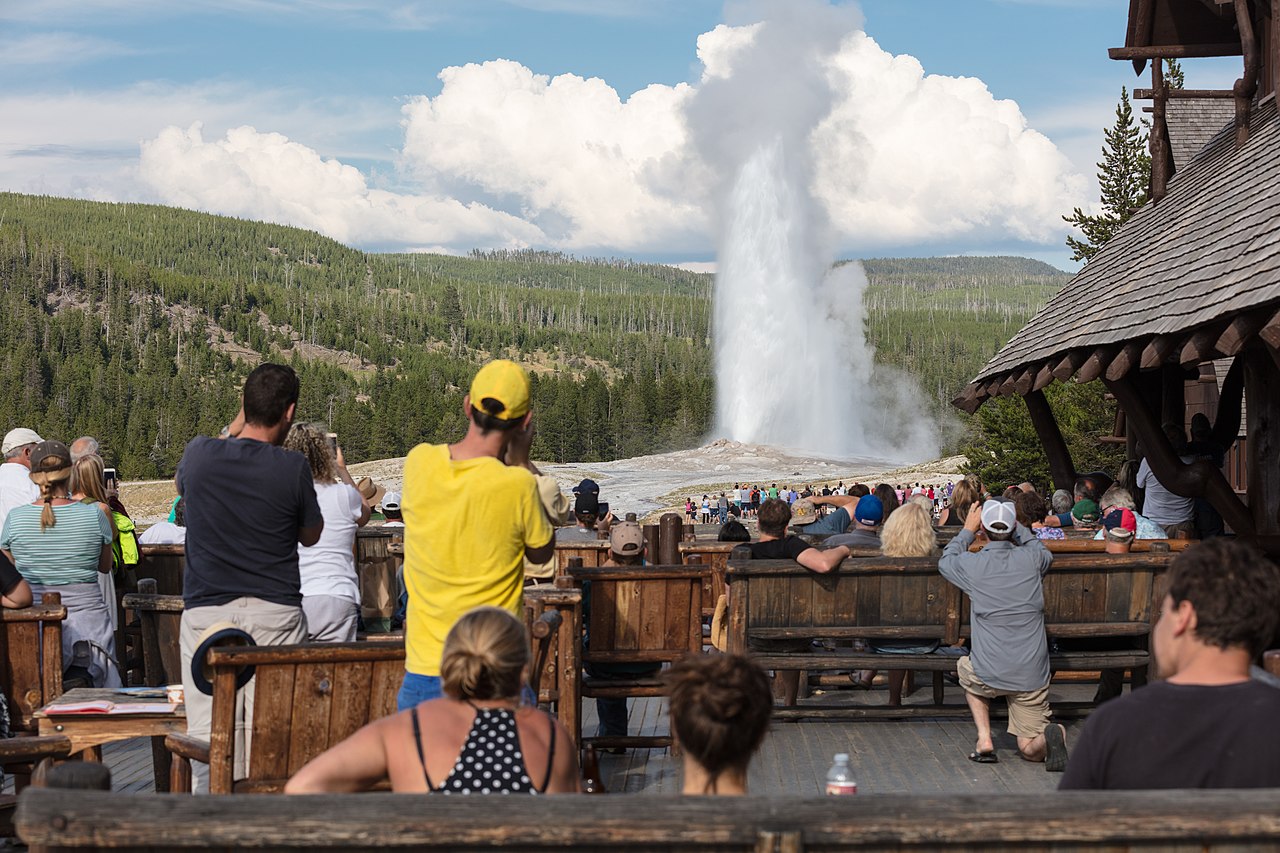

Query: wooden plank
[[637, 577, 668, 653], [1104, 567, 1136, 624], [368, 659, 403, 720], [589, 579, 616, 654], [613, 579, 639, 651], [283, 662, 337, 777], [7, 622, 43, 731], [20, 786, 1280, 849], [663, 576, 692, 652], [244, 664, 297, 785]]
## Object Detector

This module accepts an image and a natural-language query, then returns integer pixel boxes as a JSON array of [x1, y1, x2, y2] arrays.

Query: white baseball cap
[[382, 491, 401, 511], [2, 428, 43, 456], [980, 499, 1017, 534]]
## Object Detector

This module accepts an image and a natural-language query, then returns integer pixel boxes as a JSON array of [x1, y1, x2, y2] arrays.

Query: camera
[[103, 467, 118, 489]]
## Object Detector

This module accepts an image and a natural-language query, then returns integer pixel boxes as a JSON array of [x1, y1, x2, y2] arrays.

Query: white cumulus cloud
[[139, 124, 544, 248], [84, 11, 1086, 255]]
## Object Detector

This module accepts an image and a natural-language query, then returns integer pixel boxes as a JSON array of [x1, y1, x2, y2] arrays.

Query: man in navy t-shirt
[[1060, 538, 1280, 789], [176, 363, 323, 791]]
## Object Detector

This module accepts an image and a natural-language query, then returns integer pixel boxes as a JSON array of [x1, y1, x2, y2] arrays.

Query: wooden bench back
[[958, 551, 1175, 639], [0, 594, 67, 733], [137, 545, 185, 596], [121, 581, 184, 687], [523, 584, 582, 751], [725, 559, 959, 655], [19, 787, 1280, 851], [206, 642, 406, 794], [728, 551, 1177, 653], [568, 564, 709, 665], [554, 541, 609, 577]]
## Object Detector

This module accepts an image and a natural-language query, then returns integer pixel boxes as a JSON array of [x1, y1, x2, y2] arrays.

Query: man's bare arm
[[796, 544, 850, 574]]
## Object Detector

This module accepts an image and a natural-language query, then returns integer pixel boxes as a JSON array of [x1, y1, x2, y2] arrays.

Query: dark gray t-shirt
[[938, 526, 1052, 692], [1060, 680, 1280, 789], [177, 435, 322, 609], [824, 527, 880, 549]]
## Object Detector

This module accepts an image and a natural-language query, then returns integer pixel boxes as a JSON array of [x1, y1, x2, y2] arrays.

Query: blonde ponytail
[[30, 470, 69, 532]]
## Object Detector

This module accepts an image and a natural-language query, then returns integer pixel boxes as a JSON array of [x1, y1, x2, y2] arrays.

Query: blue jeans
[[398, 672, 444, 711], [398, 672, 537, 711]]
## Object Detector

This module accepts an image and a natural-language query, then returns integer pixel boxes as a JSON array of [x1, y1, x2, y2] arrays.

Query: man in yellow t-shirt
[[397, 359, 554, 710]]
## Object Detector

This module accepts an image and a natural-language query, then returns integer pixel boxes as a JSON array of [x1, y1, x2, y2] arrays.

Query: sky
[[0, 0, 1244, 271]]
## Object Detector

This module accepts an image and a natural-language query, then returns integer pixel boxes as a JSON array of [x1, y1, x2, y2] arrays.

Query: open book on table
[[44, 700, 177, 715]]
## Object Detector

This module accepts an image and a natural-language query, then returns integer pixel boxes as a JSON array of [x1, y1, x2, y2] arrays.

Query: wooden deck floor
[[50, 679, 1096, 797]]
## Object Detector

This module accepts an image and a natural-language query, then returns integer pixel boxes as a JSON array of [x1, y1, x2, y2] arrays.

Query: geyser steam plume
[[689, 0, 937, 462]]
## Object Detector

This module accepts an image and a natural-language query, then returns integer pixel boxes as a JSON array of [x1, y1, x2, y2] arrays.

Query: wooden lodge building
[[955, 0, 1280, 546]]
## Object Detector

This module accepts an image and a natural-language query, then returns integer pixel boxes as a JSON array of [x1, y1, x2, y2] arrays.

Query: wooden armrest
[[0, 735, 72, 764], [164, 733, 210, 764]]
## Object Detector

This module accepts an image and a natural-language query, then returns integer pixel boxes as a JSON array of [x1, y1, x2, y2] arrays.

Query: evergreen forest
[[0, 192, 1070, 479]]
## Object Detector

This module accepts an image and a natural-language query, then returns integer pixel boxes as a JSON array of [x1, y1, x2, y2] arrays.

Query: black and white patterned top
[[412, 702, 555, 795]]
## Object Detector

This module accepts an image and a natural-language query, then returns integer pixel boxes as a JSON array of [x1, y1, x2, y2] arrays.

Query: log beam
[[1243, 350, 1280, 535], [1011, 368, 1036, 396], [1076, 346, 1117, 384], [1032, 362, 1056, 392], [1051, 350, 1087, 381], [1023, 389, 1077, 495], [1214, 311, 1268, 356], [1108, 43, 1242, 60], [1258, 306, 1280, 350], [1104, 375, 1255, 537], [1179, 326, 1223, 366], [1211, 357, 1245, 451], [1141, 335, 1179, 369], [1105, 341, 1147, 381]]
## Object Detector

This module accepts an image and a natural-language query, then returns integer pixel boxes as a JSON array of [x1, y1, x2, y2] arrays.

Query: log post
[[1104, 375, 1255, 536], [642, 524, 660, 562], [1022, 389, 1077, 494], [1243, 349, 1280, 536], [658, 513, 683, 565]]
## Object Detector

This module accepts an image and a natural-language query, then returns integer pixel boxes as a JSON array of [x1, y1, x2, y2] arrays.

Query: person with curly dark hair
[[1060, 538, 1280, 789], [666, 655, 772, 795]]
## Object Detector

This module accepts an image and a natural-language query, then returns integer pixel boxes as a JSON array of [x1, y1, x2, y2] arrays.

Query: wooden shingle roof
[[1166, 98, 1237, 174], [956, 96, 1280, 412]]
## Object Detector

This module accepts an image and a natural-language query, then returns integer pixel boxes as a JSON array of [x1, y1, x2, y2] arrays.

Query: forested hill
[[0, 192, 1065, 477]]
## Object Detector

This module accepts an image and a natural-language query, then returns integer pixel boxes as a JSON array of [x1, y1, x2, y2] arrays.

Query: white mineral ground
[[120, 439, 965, 527]]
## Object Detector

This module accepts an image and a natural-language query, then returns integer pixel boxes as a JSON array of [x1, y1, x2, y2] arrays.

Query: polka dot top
[[412, 702, 556, 795]]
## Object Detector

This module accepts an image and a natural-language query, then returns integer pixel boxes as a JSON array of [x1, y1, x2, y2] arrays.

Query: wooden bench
[[727, 551, 1174, 718], [554, 540, 609, 577], [523, 582, 582, 750], [567, 561, 710, 750], [18, 787, 1280, 851], [1, 594, 69, 735], [0, 595, 73, 830], [165, 641, 406, 794]]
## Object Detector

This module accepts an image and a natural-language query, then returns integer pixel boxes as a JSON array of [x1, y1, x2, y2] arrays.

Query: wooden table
[[36, 687, 185, 791]]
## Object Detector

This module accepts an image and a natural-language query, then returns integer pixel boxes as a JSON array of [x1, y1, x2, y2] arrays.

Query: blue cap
[[854, 494, 884, 524], [574, 478, 600, 494]]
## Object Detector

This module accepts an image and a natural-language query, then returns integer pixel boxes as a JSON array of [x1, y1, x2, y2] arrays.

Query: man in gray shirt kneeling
[[939, 499, 1067, 771]]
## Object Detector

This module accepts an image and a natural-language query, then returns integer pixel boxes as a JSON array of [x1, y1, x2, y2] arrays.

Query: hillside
[[0, 192, 1065, 477]]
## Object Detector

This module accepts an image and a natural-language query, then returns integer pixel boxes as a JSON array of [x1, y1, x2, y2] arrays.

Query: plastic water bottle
[[825, 753, 857, 795]]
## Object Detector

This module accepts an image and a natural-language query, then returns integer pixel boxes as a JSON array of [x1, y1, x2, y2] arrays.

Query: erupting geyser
[[690, 0, 937, 462]]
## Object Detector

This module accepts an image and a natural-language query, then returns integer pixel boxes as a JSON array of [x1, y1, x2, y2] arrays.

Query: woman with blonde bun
[[286, 606, 579, 794]]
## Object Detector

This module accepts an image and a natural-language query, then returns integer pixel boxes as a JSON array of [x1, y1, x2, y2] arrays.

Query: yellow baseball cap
[[469, 360, 531, 421]]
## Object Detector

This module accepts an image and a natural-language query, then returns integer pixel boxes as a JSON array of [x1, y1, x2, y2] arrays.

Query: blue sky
[[0, 0, 1244, 270]]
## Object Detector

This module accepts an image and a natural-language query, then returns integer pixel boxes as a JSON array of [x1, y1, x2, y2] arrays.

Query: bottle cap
[[834, 753, 849, 762]]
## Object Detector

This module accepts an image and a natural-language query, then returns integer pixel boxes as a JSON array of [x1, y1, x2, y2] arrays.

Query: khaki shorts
[[956, 655, 1050, 740]]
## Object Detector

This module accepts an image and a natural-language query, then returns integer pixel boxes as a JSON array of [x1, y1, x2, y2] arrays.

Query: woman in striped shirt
[[0, 440, 118, 687]]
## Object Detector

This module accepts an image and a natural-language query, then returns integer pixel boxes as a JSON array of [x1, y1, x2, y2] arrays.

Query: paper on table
[[45, 701, 177, 715]]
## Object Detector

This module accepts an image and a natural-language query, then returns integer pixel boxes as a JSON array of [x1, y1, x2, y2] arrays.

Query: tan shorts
[[956, 655, 1050, 740]]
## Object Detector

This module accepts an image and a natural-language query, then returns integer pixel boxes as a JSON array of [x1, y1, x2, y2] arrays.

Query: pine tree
[[1062, 87, 1151, 262], [1164, 58, 1185, 89]]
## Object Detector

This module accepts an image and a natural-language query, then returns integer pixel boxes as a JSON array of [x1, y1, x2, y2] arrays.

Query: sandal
[[967, 750, 999, 764]]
